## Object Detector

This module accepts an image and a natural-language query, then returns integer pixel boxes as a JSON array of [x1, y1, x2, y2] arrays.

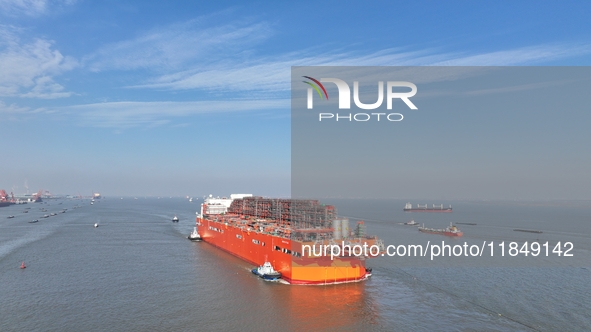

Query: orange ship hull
[[197, 217, 372, 284]]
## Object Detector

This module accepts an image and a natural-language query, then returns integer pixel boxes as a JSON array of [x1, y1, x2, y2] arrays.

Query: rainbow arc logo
[[302, 76, 328, 100]]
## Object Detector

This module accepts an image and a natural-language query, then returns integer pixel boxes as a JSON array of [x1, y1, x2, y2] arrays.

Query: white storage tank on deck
[[332, 219, 342, 240], [341, 218, 350, 239]]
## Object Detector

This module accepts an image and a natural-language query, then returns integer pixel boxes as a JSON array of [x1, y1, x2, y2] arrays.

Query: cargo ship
[[404, 202, 452, 212], [0, 190, 15, 207], [195, 194, 384, 285], [418, 222, 463, 237]]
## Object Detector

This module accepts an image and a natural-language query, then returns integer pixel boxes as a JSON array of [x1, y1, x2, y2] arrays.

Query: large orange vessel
[[196, 194, 384, 285]]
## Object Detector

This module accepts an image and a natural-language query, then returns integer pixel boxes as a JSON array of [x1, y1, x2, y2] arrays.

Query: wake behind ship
[[196, 194, 384, 285]]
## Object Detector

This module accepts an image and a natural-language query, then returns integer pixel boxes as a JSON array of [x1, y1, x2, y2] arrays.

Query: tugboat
[[403, 219, 419, 226], [187, 227, 201, 241], [172, 215, 179, 222], [252, 261, 282, 281]]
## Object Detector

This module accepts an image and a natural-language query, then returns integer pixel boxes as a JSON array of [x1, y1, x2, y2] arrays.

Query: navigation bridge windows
[[273, 245, 293, 255]]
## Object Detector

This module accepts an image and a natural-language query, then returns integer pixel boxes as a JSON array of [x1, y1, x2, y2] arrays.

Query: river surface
[[1, 198, 589, 331]]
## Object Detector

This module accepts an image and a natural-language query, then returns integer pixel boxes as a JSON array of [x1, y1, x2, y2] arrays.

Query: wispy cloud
[[126, 41, 591, 97], [0, 0, 76, 17], [0, 26, 77, 98], [6, 15, 591, 129], [44, 99, 289, 128], [85, 17, 273, 72], [433, 43, 591, 66]]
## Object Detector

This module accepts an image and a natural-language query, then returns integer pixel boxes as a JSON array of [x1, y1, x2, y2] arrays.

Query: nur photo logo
[[302, 76, 418, 122]]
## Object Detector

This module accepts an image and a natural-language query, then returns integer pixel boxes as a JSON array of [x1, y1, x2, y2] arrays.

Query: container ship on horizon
[[404, 202, 452, 212], [195, 194, 384, 285], [418, 222, 463, 237]]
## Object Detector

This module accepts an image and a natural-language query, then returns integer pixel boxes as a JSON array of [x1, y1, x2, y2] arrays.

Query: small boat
[[7, 215, 14, 219], [187, 227, 202, 241], [23, 210, 28, 213], [252, 261, 282, 280], [514, 229, 542, 234], [172, 215, 179, 222], [94, 223, 99, 228], [20, 262, 26, 269], [29, 219, 39, 223], [43, 214, 49, 218], [404, 219, 419, 226]]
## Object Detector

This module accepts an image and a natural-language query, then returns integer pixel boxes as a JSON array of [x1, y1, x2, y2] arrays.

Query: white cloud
[[0, 26, 77, 98], [0, 100, 29, 113]]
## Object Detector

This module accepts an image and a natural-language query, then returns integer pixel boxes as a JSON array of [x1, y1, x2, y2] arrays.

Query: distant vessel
[[94, 223, 99, 228], [7, 215, 14, 219], [514, 229, 542, 234], [419, 222, 463, 237], [172, 215, 179, 222], [404, 202, 452, 212], [20, 262, 26, 269], [252, 261, 282, 281], [189, 198, 193, 202], [403, 219, 419, 226], [0, 189, 15, 207], [187, 227, 201, 241], [29, 219, 39, 223]]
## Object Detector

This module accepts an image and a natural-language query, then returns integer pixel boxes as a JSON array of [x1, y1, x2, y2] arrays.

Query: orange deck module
[[196, 195, 384, 285]]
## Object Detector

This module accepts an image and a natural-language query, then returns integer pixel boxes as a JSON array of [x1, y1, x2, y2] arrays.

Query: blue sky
[[1, 0, 591, 198]]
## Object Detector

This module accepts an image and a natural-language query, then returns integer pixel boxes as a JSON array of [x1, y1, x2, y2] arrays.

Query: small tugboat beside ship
[[252, 261, 282, 281], [187, 227, 201, 241]]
